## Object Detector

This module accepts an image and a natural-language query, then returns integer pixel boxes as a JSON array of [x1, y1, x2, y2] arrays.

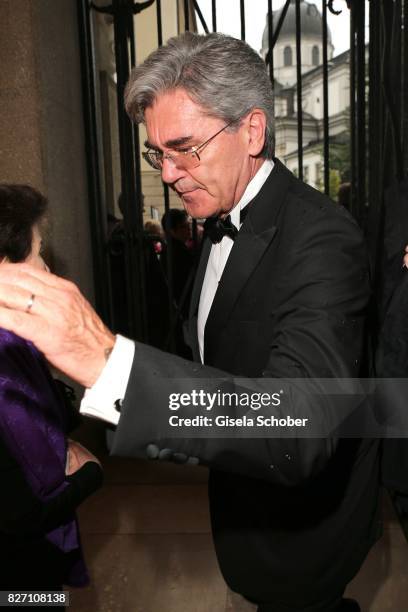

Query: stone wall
[[0, 0, 94, 303]]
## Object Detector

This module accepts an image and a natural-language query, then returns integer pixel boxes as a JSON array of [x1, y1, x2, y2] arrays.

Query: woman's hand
[[404, 246, 408, 268], [66, 439, 102, 475]]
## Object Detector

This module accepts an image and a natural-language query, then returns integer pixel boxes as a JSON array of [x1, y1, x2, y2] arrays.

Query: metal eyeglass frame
[[142, 118, 237, 171]]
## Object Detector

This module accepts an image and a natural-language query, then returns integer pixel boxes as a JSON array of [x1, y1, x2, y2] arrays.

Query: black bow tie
[[204, 206, 249, 244]]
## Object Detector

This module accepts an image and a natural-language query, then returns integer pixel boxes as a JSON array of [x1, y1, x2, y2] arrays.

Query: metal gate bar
[[77, 0, 112, 324], [156, 0, 176, 352], [77, 0, 377, 346], [349, 0, 366, 223], [322, 0, 330, 196], [211, 0, 217, 32], [367, 0, 383, 269], [111, 0, 147, 340], [267, 0, 274, 87], [240, 0, 245, 41], [404, 0, 408, 171], [193, 0, 209, 33], [295, 0, 303, 181], [184, 0, 190, 30]]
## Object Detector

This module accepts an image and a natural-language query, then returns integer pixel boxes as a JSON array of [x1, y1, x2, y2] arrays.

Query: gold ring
[[25, 293, 36, 313]]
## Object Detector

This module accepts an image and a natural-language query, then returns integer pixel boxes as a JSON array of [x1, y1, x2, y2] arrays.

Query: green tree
[[316, 168, 341, 200], [329, 141, 351, 183]]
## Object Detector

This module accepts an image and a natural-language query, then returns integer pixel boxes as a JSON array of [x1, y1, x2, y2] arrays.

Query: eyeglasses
[[142, 119, 237, 171]]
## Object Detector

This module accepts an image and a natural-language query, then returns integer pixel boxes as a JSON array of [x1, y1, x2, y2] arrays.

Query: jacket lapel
[[204, 159, 293, 364], [187, 237, 212, 362]]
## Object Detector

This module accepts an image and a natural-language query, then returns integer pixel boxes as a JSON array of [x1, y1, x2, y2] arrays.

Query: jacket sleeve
[[112, 204, 370, 486], [0, 434, 103, 536]]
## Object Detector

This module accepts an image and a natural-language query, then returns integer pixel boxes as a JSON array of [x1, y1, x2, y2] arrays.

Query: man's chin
[[181, 192, 217, 219]]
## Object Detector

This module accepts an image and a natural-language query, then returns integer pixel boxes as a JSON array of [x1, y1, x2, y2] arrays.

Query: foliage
[[329, 142, 351, 183], [316, 168, 341, 200]]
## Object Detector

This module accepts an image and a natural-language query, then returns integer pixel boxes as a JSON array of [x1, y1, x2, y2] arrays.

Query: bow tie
[[204, 206, 249, 244]]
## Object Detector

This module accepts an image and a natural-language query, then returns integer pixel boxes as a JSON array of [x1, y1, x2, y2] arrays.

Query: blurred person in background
[[161, 208, 195, 357]]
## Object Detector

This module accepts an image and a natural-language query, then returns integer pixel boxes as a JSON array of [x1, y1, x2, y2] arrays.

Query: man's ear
[[247, 109, 267, 157]]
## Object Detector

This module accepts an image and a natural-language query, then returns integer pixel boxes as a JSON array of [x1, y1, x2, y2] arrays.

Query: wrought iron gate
[[76, 0, 408, 348]]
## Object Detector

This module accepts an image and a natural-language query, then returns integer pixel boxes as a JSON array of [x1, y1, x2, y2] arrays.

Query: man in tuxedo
[[0, 33, 379, 612]]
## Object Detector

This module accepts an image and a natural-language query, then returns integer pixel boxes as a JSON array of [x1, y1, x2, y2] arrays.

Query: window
[[303, 166, 309, 183], [284, 46, 293, 67], [312, 45, 320, 66], [315, 162, 322, 183]]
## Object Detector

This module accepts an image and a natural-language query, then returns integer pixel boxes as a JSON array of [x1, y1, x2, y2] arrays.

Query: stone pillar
[[0, 0, 45, 190], [0, 0, 95, 303]]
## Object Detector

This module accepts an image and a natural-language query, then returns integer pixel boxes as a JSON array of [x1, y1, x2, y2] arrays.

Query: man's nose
[[161, 157, 185, 185]]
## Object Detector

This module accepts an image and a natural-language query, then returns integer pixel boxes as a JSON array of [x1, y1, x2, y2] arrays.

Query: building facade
[[261, 0, 350, 194]]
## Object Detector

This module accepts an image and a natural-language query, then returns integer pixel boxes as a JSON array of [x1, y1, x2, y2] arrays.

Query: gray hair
[[124, 32, 275, 158]]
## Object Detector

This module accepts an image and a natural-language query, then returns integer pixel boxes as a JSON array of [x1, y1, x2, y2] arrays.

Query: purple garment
[[0, 329, 88, 586]]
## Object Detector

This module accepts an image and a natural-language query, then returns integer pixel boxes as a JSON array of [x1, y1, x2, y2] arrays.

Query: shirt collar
[[230, 159, 274, 228]]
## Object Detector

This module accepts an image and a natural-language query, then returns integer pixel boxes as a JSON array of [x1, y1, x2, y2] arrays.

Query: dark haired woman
[[0, 184, 103, 596]]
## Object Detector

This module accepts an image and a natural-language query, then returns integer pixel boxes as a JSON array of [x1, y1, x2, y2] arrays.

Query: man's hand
[[404, 245, 408, 268], [0, 264, 115, 388], [66, 439, 102, 475]]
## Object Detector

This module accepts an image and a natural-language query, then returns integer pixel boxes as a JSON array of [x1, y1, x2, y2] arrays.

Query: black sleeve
[[0, 435, 103, 536]]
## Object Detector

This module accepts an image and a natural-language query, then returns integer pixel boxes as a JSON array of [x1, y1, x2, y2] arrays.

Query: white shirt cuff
[[80, 334, 135, 425]]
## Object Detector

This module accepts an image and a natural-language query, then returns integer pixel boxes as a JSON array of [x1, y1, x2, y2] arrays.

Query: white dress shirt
[[80, 159, 274, 425], [197, 159, 274, 362], [80, 334, 135, 425]]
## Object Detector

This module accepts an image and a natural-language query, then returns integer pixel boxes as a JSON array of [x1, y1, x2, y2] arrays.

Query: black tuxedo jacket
[[112, 160, 380, 605]]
